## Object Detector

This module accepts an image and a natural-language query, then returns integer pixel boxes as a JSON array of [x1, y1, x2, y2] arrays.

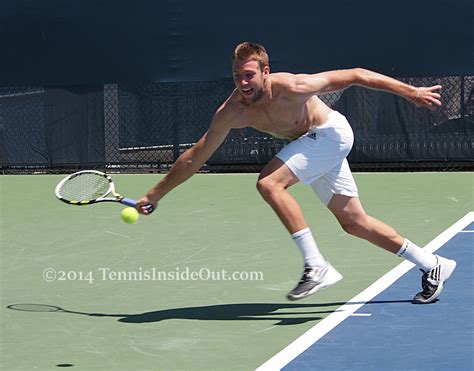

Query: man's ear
[[263, 65, 270, 78]]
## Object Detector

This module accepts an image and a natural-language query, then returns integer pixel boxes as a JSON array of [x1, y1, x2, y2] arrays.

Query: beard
[[252, 87, 264, 103]]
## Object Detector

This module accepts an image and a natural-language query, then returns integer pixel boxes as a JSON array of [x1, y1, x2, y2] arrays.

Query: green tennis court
[[1, 172, 472, 370]]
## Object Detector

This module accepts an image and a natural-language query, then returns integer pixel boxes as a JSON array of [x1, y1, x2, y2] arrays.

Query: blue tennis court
[[259, 213, 474, 371]]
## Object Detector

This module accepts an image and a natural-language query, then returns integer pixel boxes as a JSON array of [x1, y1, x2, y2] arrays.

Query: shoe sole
[[287, 269, 343, 301], [412, 259, 457, 304]]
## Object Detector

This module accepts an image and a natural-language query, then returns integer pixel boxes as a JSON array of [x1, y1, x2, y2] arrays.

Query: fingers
[[136, 198, 157, 215], [140, 204, 155, 215], [414, 86, 443, 110], [428, 90, 442, 109], [432, 97, 442, 107], [422, 99, 441, 111], [138, 204, 155, 215]]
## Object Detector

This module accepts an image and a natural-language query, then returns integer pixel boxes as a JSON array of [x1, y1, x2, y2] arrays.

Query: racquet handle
[[121, 198, 154, 214], [121, 198, 138, 207]]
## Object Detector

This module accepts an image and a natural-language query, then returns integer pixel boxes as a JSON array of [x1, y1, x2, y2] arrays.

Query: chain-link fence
[[336, 76, 473, 170], [1, 77, 472, 173]]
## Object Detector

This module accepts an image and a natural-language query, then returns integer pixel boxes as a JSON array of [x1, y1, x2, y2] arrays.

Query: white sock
[[292, 227, 327, 268], [396, 239, 438, 271]]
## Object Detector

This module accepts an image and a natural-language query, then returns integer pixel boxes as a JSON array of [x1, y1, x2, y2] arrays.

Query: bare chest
[[244, 99, 311, 138]]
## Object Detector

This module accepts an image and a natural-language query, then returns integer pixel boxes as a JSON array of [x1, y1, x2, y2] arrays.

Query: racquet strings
[[59, 173, 111, 202]]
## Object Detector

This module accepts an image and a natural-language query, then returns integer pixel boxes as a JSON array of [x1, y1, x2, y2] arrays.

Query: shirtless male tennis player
[[138, 42, 456, 304]]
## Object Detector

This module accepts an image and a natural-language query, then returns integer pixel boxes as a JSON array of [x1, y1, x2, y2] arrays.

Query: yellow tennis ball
[[121, 207, 139, 224]]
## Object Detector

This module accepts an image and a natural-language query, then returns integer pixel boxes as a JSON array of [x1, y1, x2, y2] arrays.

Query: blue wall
[[1, 0, 472, 84]]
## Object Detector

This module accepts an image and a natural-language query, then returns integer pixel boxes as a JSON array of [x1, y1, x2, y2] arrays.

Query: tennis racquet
[[54, 170, 154, 213], [7, 304, 108, 317]]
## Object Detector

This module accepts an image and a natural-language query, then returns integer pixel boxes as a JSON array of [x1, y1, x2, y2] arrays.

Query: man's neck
[[250, 77, 273, 107]]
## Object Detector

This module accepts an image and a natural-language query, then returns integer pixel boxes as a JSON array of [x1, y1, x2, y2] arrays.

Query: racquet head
[[7, 304, 63, 312], [55, 170, 115, 205], [54, 170, 154, 213]]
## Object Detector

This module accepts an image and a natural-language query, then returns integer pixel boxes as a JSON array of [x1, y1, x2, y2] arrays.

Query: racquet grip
[[121, 198, 154, 214], [121, 198, 137, 207]]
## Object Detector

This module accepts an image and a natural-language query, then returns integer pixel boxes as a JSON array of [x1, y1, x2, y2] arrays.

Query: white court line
[[256, 211, 474, 371]]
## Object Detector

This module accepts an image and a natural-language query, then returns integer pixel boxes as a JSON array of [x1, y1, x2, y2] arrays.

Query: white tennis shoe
[[287, 263, 343, 301], [412, 255, 457, 304]]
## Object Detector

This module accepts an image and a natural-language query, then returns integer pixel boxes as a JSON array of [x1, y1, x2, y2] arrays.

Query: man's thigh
[[310, 159, 359, 205], [258, 157, 300, 188]]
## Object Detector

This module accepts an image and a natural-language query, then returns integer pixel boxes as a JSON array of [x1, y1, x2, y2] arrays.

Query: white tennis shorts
[[275, 111, 358, 205]]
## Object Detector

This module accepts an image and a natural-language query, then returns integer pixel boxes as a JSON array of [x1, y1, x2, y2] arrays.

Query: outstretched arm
[[136, 108, 233, 214], [292, 68, 442, 110]]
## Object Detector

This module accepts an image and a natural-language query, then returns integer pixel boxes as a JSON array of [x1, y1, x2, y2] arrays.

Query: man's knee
[[256, 177, 274, 199], [257, 176, 288, 201], [339, 214, 370, 237]]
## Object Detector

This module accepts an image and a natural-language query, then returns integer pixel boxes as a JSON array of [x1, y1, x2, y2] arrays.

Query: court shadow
[[6, 299, 415, 326], [118, 303, 334, 325], [117, 299, 415, 324]]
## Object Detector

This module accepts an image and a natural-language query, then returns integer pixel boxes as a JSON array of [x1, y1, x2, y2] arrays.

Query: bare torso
[[226, 72, 334, 140]]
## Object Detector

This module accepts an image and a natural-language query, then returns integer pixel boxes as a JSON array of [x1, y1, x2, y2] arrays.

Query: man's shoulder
[[218, 89, 244, 114], [213, 90, 247, 128], [270, 72, 298, 87], [270, 72, 301, 96]]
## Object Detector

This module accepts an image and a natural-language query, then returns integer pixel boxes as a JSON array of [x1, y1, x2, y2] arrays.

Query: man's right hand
[[136, 195, 158, 215]]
